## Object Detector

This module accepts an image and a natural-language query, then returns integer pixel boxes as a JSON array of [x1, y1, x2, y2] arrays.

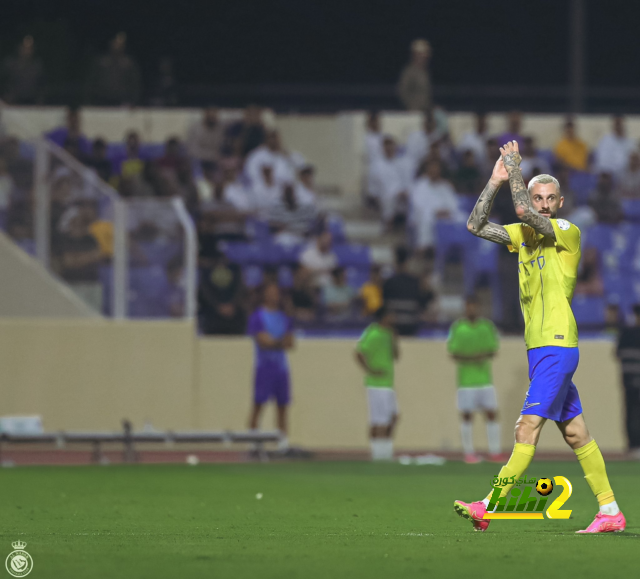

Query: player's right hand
[[490, 157, 509, 184]]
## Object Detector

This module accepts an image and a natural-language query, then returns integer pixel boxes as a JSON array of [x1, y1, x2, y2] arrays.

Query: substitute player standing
[[448, 295, 502, 464], [355, 306, 399, 461], [454, 141, 626, 533], [248, 282, 294, 454]]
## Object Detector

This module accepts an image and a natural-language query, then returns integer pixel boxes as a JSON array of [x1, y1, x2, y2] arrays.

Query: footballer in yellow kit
[[452, 140, 626, 534]]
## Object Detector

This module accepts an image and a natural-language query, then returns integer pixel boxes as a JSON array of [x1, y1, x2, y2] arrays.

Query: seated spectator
[[617, 151, 640, 199], [85, 138, 113, 183], [575, 247, 604, 297], [1, 35, 43, 105], [224, 104, 267, 158], [158, 136, 186, 183], [289, 265, 317, 322], [174, 162, 199, 215], [120, 159, 169, 198], [118, 131, 145, 180], [198, 253, 247, 335], [368, 136, 411, 226], [245, 130, 295, 188], [46, 106, 91, 156], [86, 32, 141, 106], [359, 265, 383, 316], [365, 110, 384, 165], [252, 165, 282, 209], [588, 172, 623, 224], [406, 111, 443, 174], [187, 107, 223, 172], [454, 150, 482, 194], [458, 112, 489, 170], [497, 111, 524, 146], [554, 118, 589, 170], [299, 231, 338, 288], [295, 165, 318, 207], [383, 246, 425, 336], [409, 158, 463, 253], [165, 255, 185, 317], [57, 202, 105, 311], [520, 136, 551, 180], [266, 184, 318, 246], [594, 115, 636, 174], [323, 267, 356, 322]]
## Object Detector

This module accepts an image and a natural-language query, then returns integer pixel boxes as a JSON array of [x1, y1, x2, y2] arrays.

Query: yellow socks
[[486, 442, 536, 500], [574, 439, 615, 506]]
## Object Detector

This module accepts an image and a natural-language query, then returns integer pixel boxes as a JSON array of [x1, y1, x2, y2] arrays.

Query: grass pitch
[[1, 460, 639, 578]]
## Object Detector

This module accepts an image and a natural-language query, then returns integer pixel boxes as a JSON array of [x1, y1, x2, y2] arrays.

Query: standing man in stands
[[397, 39, 432, 112], [248, 282, 295, 454], [616, 304, 640, 459], [447, 295, 502, 464]]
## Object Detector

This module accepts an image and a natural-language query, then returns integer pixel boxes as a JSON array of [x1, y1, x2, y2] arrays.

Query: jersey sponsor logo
[[557, 219, 570, 231], [555, 335, 564, 340]]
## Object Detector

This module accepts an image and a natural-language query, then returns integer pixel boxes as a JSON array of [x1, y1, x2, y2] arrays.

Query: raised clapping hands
[[499, 140, 522, 171]]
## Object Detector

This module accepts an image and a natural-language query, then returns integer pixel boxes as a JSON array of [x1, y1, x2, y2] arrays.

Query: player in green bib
[[447, 295, 502, 464], [355, 306, 399, 461]]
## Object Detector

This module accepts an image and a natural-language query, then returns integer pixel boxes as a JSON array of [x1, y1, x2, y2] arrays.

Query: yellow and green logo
[[483, 475, 572, 520]]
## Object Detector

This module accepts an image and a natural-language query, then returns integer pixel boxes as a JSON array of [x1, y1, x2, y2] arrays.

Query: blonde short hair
[[528, 174, 561, 195]]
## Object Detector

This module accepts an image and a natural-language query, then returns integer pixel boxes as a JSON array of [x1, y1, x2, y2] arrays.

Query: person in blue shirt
[[247, 282, 295, 452]]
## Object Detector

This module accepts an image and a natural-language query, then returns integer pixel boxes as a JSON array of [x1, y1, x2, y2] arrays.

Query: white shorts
[[367, 388, 398, 426], [457, 385, 498, 413]]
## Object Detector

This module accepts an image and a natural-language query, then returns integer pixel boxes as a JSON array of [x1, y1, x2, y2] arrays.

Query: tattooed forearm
[[503, 151, 556, 239], [467, 179, 511, 245]]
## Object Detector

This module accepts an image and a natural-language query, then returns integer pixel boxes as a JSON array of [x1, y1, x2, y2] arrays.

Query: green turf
[[1, 460, 639, 578]]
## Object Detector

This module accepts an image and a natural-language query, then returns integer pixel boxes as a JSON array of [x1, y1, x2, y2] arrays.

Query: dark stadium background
[[3, 0, 640, 110]]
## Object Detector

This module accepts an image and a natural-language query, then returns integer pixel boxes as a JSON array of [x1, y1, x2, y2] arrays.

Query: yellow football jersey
[[503, 219, 581, 350]]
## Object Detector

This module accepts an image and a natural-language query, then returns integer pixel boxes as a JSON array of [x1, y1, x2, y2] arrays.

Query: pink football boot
[[576, 511, 626, 533], [453, 500, 491, 532]]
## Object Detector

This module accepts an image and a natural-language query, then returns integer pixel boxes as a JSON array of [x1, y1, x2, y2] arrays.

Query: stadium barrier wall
[[0, 319, 625, 453], [5, 106, 640, 200]]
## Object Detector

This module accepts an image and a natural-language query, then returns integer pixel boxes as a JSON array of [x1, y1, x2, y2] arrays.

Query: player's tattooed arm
[[466, 159, 512, 246], [501, 141, 556, 240]]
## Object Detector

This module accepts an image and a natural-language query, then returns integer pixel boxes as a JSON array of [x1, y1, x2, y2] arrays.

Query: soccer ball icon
[[536, 478, 554, 496]]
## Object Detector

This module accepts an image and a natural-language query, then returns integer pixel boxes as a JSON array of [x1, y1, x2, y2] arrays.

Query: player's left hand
[[499, 140, 522, 170]]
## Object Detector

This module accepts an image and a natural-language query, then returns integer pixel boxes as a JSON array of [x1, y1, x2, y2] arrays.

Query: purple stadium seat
[[463, 237, 499, 294], [435, 221, 471, 270], [571, 295, 606, 326], [346, 266, 370, 291], [278, 266, 294, 288], [327, 215, 347, 244], [243, 265, 264, 288], [568, 171, 598, 205], [333, 244, 371, 267], [128, 266, 172, 318], [622, 199, 640, 223]]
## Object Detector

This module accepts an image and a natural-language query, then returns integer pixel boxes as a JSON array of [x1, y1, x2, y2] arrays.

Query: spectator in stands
[[365, 110, 384, 165], [86, 32, 142, 106], [359, 265, 383, 317], [406, 111, 442, 175], [368, 136, 411, 227], [252, 165, 282, 210], [148, 57, 178, 107], [454, 150, 482, 195], [158, 137, 185, 182], [289, 265, 317, 322], [295, 165, 318, 207], [383, 246, 425, 336], [173, 162, 199, 215], [616, 304, 640, 459], [300, 230, 337, 288], [458, 113, 489, 170], [118, 131, 144, 180], [267, 184, 318, 245], [58, 201, 105, 311], [187, 107, 224, 172], [605, 304, 622, 336], [575, 247, 604, 296], [0, 35, 44, 105], [225, 104, 266, 158], [588, 172, 623, 224], [409, 158, 463, 254], [497, 111, 524, 146], [199, 252, 247, 335], [519, 136, 551, 180], [554, 118, 589, 171], [46, 107, 91, 156], [594, 115, 636, 174], [245, 130, 295, 189], [209, 162, 252, 212], [323, 267, 356, 322], [397, 38, 431, 111], [617, 151, 640, 199], [85, 138, 113, 183]]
